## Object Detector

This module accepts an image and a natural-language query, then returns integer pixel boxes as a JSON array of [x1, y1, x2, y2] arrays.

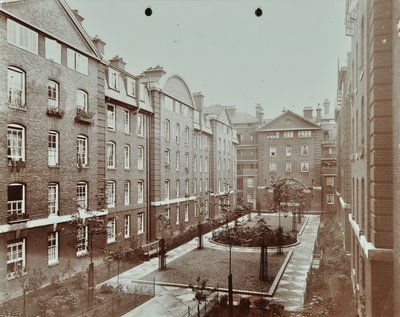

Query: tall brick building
[[0, 0, 106, 295], [393, 2, 400, 316], [0, 0, 239, 298], [255, 110, 323, 210], [103, 54, 153, 250], [335, 0, 395, 315]]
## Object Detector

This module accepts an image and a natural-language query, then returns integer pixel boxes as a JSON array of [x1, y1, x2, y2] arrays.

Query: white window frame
[[286, 162, 292, 172], [176, 206, 180, 225], [165, 149, 170, 167], [7, 183, 25, 215], [76, 225, 88, 256], [77, 90, 88, 111], [301, 145, 309, 156], [76, 182, 88, 211], [7, 239, 26, 278], [176, 180, 180, 198], [67, 48, 88, 75], [298, 130, 312, 138], [124, 181, 130, 206], [270, 162, 277, 172], [45, 38, 61, 64], [137, 213, 144, 234], [109, 70, 119, 90], [7, 67, 26, 109], [269, 146, 277, 157], [185, 153, 189, 170], [283, 131, 293, 138], [164, 120, 170, 141], [107, 142, 116, 169], [7, 124, 25, 161], [193, 155, 197, 172], [48, 183, 59, 215], [185, 179, 189, 196], [137, 114, 144, 136], [301, 161, 309, 172], [138, 146, 144, 170], [327, 194, 335, 205], [124, 110, 130, 134], [326, 177, 335, 187], [176, 151, 180, 171], [124, 144, 130, 169], [107, 105, 115, 130], [176, 123, 180, 143], [247, 177, 254, 188], [184, 205, 189, 222], [107, 181, 116, 208], [185, 126, 189, 145], [127, 78, 135, 96], [138, 180, 144, 203], [7, 19, 38, 54], [48, 80, 59, 110], [48, 131, 59, 166], [107, 218, 116, 244], [286, 145, 292, 157], [48, 232, 59, 265], [165, 180, 170, 200], [124, 215, 131, 238], [77, 135, 88, 167]]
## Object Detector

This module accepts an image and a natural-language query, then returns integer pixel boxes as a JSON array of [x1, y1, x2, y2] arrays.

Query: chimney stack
[[72, 10, 84, 24], [109, 55, 126, 70], [92, 35, 106, 56], [316, 104, 322, 123], [323, 99, 330, 115], [141, 65, 166, 84], [193, 92, 204, 111], [255, 104, 264, 125], [303, 106, 313, 120]]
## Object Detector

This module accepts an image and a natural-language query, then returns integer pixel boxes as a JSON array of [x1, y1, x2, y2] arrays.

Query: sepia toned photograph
[[0, 0, 397, 316]]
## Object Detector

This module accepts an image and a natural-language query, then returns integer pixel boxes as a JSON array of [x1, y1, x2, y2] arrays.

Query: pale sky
[[66, 0, 349, 119]]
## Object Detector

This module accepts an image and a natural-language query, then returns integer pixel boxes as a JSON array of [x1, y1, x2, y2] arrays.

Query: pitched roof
[[229, 111, 259, 125], [257, 110, 321, 132]]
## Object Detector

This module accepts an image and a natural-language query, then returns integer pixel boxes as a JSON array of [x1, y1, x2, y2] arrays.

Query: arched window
[[164, 120, 170, 141], [7, 66, 26, 109], [7, 124, 25, 161]]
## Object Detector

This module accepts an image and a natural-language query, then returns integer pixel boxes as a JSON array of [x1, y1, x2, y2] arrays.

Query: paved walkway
[[101, 214, 320, 316]]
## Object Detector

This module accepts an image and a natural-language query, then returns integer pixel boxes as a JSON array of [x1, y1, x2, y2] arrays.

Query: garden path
[[103, 213, 320, 316]]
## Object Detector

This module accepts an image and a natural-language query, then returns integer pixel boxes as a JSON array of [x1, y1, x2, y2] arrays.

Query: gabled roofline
[[0, 0, 106, 65], [256, 109, 322, 132]]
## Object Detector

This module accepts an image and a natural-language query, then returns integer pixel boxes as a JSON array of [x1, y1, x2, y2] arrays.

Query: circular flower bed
[[212, 221, 297, 247]]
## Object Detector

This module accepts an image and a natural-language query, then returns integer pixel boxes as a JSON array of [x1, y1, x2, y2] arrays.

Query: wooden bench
[[141, 240, 159, 260]]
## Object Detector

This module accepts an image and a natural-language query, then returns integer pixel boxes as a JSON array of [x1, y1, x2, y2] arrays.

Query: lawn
[[243, 213, 306, 232], [141, 247, 287, 292]]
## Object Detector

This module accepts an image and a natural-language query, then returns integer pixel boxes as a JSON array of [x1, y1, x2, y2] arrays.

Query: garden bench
[[141, 240, 159, 260]]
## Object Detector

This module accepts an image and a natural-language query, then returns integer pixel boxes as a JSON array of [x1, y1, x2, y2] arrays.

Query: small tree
[[189, 277, 216, 317], [255, 218, 271, 281], [194, 192, 210, 249]]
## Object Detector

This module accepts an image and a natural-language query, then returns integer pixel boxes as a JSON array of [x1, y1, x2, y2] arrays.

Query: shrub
[[238, 297, 251, 315], [254, 297, 269, 311], [50, 274, 64, 289], [73, 271, 87, 289], [99, 283, 114, 294], [218, 295, 228, 309]]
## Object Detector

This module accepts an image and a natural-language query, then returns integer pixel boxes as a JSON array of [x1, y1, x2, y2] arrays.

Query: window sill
[[107, 240, 117, 245], [76, 251, 88, 258], [48, 260, 60, 267], [124, 235, 131, 240], [7, 271, 27, 280], [107, 167, 116, 170], [137, 231, 144, 236], [107, 127, 116, 132], [48, 165, 60, 168]]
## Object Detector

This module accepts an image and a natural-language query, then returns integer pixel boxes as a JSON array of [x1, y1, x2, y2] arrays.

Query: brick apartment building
[[228, 104, 265, 209], [0, 0, 239, 298], [102, 53, 153, 250], [203, 105, 239, 218], [393, 2, 400, 316], [137, 68, 238, 241], [0, 0, 107, 296], [335, 0, 395, 315], [255, 109, 323, 210]]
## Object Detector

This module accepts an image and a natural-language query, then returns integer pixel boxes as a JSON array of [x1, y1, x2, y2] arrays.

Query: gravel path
[[141, 247, 286, 292]]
